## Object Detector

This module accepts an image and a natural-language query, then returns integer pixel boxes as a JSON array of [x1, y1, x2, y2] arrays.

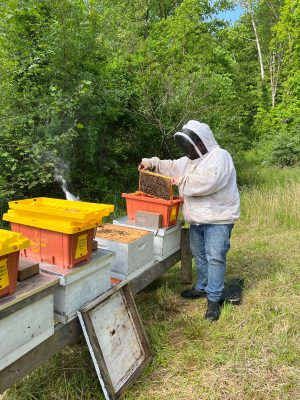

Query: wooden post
[[180, 227, 193, 284]]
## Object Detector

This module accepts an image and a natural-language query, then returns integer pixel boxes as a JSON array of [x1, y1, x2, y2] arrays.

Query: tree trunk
[[251, 14, 265, 80], [269, 48, 284, 107]]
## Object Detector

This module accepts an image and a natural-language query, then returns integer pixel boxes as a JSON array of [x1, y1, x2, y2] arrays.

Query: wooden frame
[[139, 169, 173, 200], [78, 281, 152, 400]]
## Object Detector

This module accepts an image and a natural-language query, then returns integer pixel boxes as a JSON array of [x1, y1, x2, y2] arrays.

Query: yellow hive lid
[[3, 198, 115, 235], [6, 198, 114, 221], [0, 229, 30, 257]]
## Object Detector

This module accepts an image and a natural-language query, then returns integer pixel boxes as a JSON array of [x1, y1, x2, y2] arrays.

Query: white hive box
[[95, 224, 154, 277], [40, 249, 114, 324], [0, 272, 58, 371], [113, 217, 182, 261]]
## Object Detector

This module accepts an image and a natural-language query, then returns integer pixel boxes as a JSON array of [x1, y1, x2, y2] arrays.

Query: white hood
[[181, 120, 218, 153]]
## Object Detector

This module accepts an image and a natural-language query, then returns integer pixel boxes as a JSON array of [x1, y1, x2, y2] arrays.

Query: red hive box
[[122, 192, 182, 228], [0, 230, 30, 298]]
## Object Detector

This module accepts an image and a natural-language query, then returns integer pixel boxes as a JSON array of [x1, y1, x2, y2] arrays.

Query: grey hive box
[[95, 224, 154, 277], [113, 217, 182, 261], [0, 272, 58, 371], [40, 249, 115, 324]]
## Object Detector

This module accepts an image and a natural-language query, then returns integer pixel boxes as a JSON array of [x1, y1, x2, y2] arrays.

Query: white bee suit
[[141, 121, 240, 225]]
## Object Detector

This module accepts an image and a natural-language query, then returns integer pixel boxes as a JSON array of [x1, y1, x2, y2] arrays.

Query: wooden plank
[[117, 285, 152, 398], [136, 211, 162, 229], [17, 258, 39, 282], [79, 309, 116, 399], [0, 318, 82, 393], [180, 227, 193, 284]]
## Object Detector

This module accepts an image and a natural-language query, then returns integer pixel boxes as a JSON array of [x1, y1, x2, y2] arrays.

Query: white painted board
[[78, 282, 151, 400], [0, 294, 54, 371]]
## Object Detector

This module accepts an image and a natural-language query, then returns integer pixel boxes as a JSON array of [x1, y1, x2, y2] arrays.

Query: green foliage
[[0, 0, 299, 214], [269, 131, 300, 166], [252, 0, 300, 165]]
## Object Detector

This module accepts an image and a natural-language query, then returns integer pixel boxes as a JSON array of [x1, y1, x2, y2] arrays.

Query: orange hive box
[[0, 230, 30, 298], [3, 198, 114, 269], [122, 192, 182, 228]]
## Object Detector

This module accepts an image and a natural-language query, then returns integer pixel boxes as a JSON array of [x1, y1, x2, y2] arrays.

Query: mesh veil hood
[[181, 120, 218, 153]]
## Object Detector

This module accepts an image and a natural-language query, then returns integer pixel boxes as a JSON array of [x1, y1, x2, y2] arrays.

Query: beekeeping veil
[[174, 120, 218, 160]]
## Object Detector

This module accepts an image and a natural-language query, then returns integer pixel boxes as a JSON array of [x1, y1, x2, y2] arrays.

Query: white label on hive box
[[75, 234, 88, 259], [0, 259, 9, 290]]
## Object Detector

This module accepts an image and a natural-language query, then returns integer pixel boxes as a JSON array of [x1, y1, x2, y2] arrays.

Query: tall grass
[[2, 167, 300, 400], [241, 182, 300, 229]]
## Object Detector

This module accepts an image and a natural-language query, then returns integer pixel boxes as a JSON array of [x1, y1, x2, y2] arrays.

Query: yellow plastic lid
[[6, 198, 114, 222], [0, 229, 30, 257], [3, 198, 115, 234]]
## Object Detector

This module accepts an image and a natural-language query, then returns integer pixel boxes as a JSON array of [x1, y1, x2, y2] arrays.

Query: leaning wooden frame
[[77, 281, 152, 400], [139, 169, 173, 200]]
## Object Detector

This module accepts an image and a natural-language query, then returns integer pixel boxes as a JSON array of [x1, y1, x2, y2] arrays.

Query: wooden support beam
[[180, 227, 193, 284]]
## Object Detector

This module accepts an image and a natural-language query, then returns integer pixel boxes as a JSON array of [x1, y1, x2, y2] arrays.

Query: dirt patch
[[96, 224, 150, 243]]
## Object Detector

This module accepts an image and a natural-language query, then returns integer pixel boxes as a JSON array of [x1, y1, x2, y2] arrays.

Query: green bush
[[270, 131, 300, 167]]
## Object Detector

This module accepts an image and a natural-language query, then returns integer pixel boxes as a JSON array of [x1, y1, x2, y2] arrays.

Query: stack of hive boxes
[[94, 171, 182, 287], [2, 198, 115, 324]]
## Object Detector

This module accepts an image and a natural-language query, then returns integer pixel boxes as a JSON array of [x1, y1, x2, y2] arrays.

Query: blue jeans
[[189, 224, 234, 302]]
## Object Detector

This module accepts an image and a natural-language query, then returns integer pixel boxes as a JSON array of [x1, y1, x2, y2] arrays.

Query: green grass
[[2, 167, 300, 400]]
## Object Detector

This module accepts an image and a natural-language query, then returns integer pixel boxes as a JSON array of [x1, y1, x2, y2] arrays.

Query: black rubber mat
[[220, 277, 244, 305]]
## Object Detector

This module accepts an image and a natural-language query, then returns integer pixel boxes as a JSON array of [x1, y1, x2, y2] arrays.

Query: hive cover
[[139, 170, 173, 200], [77, 282, 151, 400]]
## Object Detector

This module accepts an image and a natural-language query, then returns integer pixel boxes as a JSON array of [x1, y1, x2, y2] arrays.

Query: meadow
[[2, 167, 300, 400]]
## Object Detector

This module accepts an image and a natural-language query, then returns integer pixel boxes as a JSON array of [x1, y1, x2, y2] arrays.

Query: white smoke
[[54, 160, 80, 201]]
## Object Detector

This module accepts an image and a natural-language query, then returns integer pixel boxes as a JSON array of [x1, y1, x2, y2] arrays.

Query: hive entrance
[[139, 170, 173, 200]]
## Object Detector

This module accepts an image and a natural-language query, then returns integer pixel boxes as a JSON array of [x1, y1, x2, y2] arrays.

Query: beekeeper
[[139, 120, 240, 321]]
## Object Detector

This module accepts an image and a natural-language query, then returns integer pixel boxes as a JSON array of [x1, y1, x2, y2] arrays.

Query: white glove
[[138, 158, 152, 170]]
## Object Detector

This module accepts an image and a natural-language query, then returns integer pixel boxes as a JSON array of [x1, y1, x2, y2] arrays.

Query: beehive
[[3, 198, 115, 268], [95, 224, 154, 277], [0, 230, 30, 298], [122, 192, 181, 228]]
